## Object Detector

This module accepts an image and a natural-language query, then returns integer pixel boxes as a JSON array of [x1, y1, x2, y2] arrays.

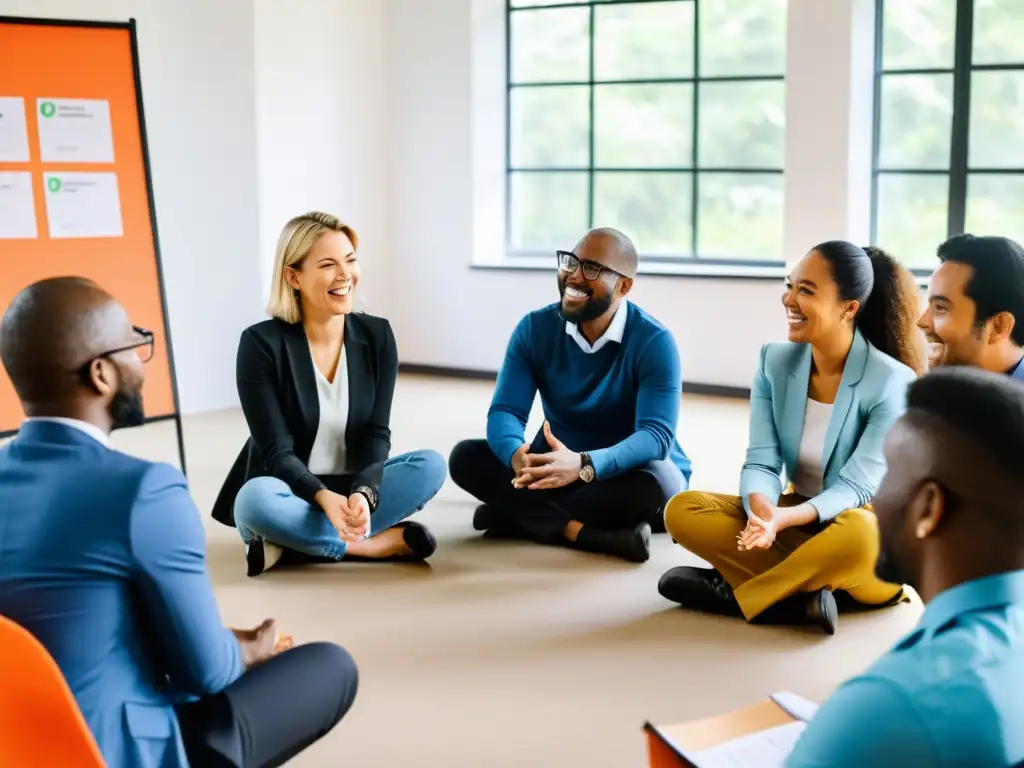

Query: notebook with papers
[[643, 692, 819, 768]]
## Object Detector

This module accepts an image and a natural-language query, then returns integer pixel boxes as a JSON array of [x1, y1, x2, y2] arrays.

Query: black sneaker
[[657, 566, 743, 617], [575, 522, 651, 563]]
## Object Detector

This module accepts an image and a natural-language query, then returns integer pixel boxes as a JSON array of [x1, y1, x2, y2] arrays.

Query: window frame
[[503, 0, 787, 272], [870, 0, 1024, 273]]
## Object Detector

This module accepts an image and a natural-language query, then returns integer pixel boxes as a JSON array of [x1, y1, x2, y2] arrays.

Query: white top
[[791, 399, 833, 498], [25, 416, 109, 446], [564, 298, 628, 354], [306, 344, 350, 476]]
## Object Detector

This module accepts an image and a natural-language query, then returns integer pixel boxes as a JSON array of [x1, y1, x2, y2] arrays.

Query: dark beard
[[558, 287, 613, 324], [109, 388, 145, 431]]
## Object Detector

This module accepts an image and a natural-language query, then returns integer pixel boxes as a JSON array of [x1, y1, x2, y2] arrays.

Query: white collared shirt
[[564, 298, 629, 354], [24, 416, 110, 446]]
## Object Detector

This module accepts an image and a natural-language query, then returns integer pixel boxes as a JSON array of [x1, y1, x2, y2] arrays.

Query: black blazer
[[211, 312, 398, 528]]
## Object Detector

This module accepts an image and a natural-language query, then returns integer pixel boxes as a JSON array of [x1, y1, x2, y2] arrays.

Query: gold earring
[[916, 522, 929, 539]]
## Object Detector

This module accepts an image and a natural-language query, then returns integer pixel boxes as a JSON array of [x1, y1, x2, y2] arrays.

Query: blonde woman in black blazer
[[212, 212, 447, 576]]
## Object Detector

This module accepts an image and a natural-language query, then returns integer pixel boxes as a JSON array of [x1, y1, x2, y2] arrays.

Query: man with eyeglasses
[[448, 227, 691, 562], [0, 277, 357, 768]]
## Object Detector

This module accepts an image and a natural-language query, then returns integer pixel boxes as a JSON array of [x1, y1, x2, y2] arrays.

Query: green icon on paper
[[40, 101, 56, 118], [47, 177, 61, 193]]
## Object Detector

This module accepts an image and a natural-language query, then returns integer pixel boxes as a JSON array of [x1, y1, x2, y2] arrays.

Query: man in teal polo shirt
[[786, 366, 1024, 767], [919, 233, 1024, 380]]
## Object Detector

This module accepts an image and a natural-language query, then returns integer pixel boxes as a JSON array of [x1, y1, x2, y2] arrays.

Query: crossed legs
[[234, 449, 447, 573], [448, 439, 674, 562], [663, 490, 904, 622]]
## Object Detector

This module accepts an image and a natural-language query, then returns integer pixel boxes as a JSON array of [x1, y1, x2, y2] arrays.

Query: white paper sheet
[[36, 98, 115, 163], [690, 721, 807, 768], [0, 171, 38, 239], [43, 172, 123, 239], [0, 97, 30, 162], [771, 691, 819, 723]]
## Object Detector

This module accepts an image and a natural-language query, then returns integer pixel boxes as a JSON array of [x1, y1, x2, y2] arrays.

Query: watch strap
[[353, 485, 378, 512]]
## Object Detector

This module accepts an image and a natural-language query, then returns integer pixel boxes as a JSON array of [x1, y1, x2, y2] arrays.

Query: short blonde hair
[[266, 212, 359, 323]]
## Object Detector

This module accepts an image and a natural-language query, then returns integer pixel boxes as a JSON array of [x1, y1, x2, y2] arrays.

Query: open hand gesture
[[738, 508, 778, 551], [512, 421, 581, 491]]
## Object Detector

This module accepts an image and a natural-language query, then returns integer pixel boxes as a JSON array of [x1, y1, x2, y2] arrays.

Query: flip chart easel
[[0, 16, 186, 475]]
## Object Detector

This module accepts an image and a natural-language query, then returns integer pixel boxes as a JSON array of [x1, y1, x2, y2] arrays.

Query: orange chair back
[[0, 615, 106, 767]]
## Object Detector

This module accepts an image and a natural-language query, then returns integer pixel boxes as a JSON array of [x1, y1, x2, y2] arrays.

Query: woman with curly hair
[[658, 241, 925, 634]]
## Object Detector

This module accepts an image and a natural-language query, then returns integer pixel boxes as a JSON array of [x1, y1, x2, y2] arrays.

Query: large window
[[873, 0, 1024, 269], [506, 0, 787, 265]]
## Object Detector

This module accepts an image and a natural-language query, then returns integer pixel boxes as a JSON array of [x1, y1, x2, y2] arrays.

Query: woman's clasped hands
[[315, 489, 371, 542]]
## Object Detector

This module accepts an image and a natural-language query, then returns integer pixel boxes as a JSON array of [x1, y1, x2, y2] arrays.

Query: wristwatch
[[579, 452, 595, 483], [353, 485, 378, 512]]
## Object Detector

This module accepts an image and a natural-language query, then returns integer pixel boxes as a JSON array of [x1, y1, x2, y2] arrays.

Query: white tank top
[[791, 399, 833, 498], [306, 344, 350, 476]]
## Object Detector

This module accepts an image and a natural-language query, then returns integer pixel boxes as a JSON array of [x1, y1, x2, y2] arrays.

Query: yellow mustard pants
[[663, 490, 904, 621]]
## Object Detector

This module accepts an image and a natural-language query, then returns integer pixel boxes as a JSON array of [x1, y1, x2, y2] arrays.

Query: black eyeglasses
[[78, 326, 155, 377], [556, 250, 624, 281]]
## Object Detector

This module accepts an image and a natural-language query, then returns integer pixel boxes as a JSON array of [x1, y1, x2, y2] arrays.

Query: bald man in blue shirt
[[786, 367, 1024, 767]]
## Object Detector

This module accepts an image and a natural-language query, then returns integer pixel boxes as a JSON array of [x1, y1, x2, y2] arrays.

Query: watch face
[[580, 465, 595, 482]]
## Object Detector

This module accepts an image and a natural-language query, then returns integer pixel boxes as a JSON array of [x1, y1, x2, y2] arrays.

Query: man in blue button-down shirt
[[787, 367, 1024, 767]]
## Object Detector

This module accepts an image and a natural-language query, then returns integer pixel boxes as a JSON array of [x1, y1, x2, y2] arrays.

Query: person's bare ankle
[[346, 527, 411, 559]]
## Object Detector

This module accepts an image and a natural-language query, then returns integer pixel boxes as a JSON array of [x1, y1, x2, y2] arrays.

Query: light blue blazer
[[740, 329, 917, 522], [0, 421, 245, 768]]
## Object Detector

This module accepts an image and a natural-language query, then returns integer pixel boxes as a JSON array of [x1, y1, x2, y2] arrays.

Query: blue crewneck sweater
[[487, 301, 691, 484]]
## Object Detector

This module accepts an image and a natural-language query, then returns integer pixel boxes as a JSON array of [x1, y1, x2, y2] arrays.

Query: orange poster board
[[0, 17, 183, 468]]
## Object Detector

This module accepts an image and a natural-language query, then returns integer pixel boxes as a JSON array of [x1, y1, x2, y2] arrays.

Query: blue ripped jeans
[[233, 449, 447, 560]]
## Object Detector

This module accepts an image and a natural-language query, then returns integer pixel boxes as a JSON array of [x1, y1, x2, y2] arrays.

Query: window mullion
[[948, 0, 975, 237]]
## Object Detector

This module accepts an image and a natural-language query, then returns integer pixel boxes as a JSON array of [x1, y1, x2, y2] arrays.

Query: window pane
[[966, 174, 1024, 244], [882, 0, 956, 70], [594, 84, 692, 167], [969, 71, 1024, 168], [510, 86, 590, 168], [973, 0, 1024, 65], [594, 2, 693, 80], [698, 81, 785, 168], [697, 173, 783, 260], [875, 174, 948, 269], [509, 172, 589, 251], [699, 0, 786, 77], [512, 0, 587, 6], [511, 7, 589, 84], [878, 74, 953, 169], [593, 172, 693, 254]]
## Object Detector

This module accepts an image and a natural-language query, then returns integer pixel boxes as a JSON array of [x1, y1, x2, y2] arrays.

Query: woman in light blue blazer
[[660, 242, 926, 633]]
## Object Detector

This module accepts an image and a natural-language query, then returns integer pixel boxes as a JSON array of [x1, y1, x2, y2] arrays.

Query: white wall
[[0, 0, 263, 414], [254, 0, 391, 312], [384, 0, 876, 390]]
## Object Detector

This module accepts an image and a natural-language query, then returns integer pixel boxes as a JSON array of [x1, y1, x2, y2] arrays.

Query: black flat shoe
[[808, 589, 839, 635], [245, 538, 284, 577], [657, 567, 743, 617], [756, 589, 838, 635], [397, 521, 437, 560], [343, 522, 437, 563], [472, 504, 494, 531], [575, 522, 651, 563]]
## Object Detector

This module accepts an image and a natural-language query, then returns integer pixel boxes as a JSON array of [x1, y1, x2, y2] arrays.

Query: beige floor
[[108, 375, 922, 767]]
